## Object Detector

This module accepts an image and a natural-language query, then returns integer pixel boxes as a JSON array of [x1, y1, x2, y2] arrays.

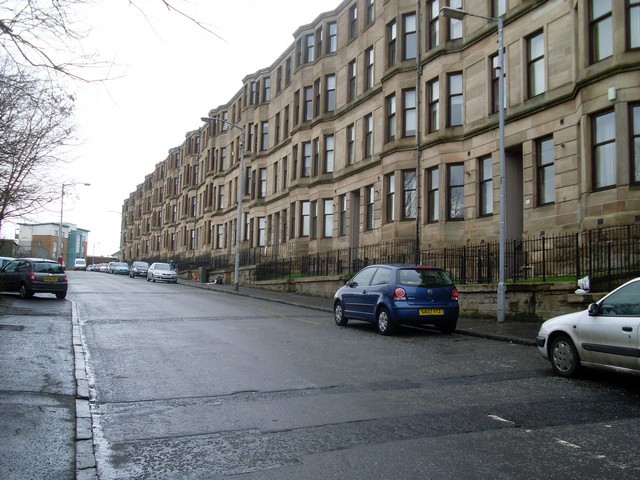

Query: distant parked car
[[107, 262, 117, 274], [333, 264, 459, 335], [129, 261, 149, 278], [0, 258, 68, 299], [147, 262, 178, 283], [536, 277, 640, 378], [112, 262, 129, 275], [74, 258, 87, 271]]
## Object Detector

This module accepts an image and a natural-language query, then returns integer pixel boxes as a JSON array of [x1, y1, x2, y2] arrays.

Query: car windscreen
[[155, 264, 170, 270], [134, 262, 148, 268], [397, 268, 453, 287], [34, 262, 65, 274]]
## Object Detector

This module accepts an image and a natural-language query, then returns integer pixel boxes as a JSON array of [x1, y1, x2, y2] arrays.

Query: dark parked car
[[146, 262, 178, 283], [129, 261, 149, 278], [0, 258, 68, 299], [333, 264, 459, 335]]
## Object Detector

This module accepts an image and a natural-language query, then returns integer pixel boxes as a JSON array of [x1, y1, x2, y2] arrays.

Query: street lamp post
[[58, 182, 90, 266], [440, 7, 506, 322], [201, 116, 245, 292]]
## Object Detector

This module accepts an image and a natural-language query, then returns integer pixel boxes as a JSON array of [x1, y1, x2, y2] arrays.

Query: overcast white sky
[[3, 0, 339, 256]]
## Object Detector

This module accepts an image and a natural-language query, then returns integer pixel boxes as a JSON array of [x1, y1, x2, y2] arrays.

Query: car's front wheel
[[550, 334, 580, 377], [377, 307, 396, 336], [334, 302, 348, 326], [439, 320, 457, 334], [19, 283, 34, 299]]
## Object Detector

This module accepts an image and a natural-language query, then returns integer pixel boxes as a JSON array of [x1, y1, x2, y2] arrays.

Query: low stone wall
[[202, 268, 604, 322]]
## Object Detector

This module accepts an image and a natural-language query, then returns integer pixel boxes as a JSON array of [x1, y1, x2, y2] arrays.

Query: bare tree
[[0, 61, 75, 231]]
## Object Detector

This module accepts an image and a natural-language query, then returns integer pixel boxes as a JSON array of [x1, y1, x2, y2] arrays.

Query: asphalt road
[[2, 271, 640, 479]]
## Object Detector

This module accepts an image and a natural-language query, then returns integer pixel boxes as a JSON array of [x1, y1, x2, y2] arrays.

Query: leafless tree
[[0, 61, 75, 231]]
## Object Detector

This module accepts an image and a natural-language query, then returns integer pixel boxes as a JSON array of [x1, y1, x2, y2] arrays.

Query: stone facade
[[121, 0, 640, 267]]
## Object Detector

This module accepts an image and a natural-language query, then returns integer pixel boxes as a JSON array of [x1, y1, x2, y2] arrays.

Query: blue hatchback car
[[333, 264, 460, 335]]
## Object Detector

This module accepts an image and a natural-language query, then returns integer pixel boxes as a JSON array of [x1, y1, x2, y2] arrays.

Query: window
[[305, 33, 315, 63], [491, 52, 506, 114], [217, 184, 225, 210], [339, 194, 347, 236], [387, 20, 397, 67], [365, 186, 375, 230], [314, 78, 321, 117], [315, 27, 323, 58], [327, 22, 337, 53], [448, 0, 463, 39], [590, 0, 613, 63], [365, 46, 374, 90], [386, 173, 395, 222], [285, 57, 292, 85], [310, 201, 318, 239], [403, 88, 416, 137], [364, 114, 373, 158], [274, 112, 281, 144], [386, 94, 396, 142], [324, 134, 335, 173], [323, 199, 333, 237], [633, 105, 640, 184], [427, 167, 439, 223], [428, 0, 439, 50], [479, 156, 493, 216], [447, 164, 464, 220], [537, 137, 555, 204], [448, 72, 463, 126], [313, 137, 320, 176], [593, 110, 616, 189], [216, 224, 224, 249], [250, 81, 258, 105], [220, 147, 228, 170], [301, 201, 310, 236], [348, 59, 357, 102], [630, 0, 640, 49], [282, 156, 288, 190], [273, 160, 279, 194], [366, 0, 375, 25], [325, 74, 336, 112], [403, 13, 417, 60], [527, 31, 545, 98], [258, 168, 267, 198], [349, 4, 358, 39], [304, 86, 313, 121], [260, 121, 269, 151], [428, 78, 440, 132], [402, 170, 417, 219], [263, 77, 271, 101], [258, 217, 266, 247], [276, 66, 282, 94], [346, 123, 356, 165], [302, 142, 312, 177]]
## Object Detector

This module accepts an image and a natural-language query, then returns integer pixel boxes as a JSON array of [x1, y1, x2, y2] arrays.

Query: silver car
[[146, 262, 178, 283], [536, 277, 640, 377]]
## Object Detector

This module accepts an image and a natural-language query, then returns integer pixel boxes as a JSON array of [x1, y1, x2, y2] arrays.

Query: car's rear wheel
[[377, 307, 396, 336], [550, 334, 580, 377], [439, 320, 457, 334], [19, 283, 34, 299], [334, 302, 348, 326], [55, 292, 66, 300]]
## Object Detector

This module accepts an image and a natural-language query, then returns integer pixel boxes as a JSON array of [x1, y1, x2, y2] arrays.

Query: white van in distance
[[74, 258, 87, 271]]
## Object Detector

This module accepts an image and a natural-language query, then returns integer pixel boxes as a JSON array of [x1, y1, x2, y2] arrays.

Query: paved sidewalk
[[178, 279, 541, 346]]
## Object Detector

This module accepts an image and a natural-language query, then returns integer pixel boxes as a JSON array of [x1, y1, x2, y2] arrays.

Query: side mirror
[[587, 303, 599, 316]]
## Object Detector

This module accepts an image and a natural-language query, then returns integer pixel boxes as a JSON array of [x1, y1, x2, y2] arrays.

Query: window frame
[[592, 110, 617, 190], [536, 136, 556, 205], [447, 163, 465, 221]]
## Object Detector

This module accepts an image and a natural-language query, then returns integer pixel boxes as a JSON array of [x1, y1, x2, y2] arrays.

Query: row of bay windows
[[154, 0, 639, 193], [128, 101, 640, 254]]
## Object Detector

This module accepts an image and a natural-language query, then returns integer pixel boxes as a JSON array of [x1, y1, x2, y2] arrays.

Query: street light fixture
[[201, 116, 245, 292], [58, 182, 91, 266], [440, 6, 506, 322]]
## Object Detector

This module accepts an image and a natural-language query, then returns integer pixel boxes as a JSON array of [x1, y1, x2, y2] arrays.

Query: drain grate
[[0, 324, 25, 331]]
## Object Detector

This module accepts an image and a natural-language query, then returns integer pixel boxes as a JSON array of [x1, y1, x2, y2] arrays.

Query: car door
[[341, 267, 378, 320], [578, 280, 640, 372], [0, 260, 25, 292]]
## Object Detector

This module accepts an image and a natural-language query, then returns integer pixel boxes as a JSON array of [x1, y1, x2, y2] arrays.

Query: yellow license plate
[[419, 308, 443, 315], [43, 276, 58, 282]]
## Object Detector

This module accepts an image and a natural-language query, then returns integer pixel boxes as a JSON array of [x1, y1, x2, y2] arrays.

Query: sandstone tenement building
[[121, 0, 640, 274]]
